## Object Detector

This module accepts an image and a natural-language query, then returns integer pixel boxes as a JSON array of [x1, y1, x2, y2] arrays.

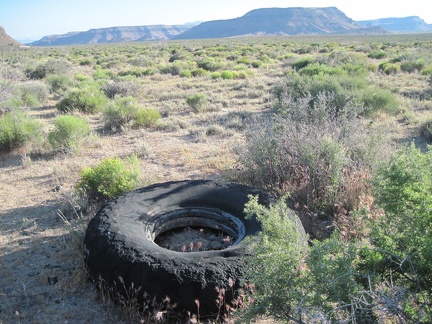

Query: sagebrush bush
[[400, 60, 425, 73], [133, 108, 161, 128], [46, 74, 74, 96], [186, 93, 208, 113], [27, 59, 72, 79], [48, 115, 90, 153], [0, 110, 44, 151], [241, 91, 387, 213], [274, 73, 399, 117], [103, 96, 139, 131], [101, 80, 140, 99], [16, 81, 49, 107], [56, 87, 107, 113], [77, 155, 141, 200]]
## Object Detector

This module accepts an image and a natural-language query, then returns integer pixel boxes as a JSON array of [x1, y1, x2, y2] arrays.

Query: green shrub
[[243, 196, 308, 320], [368, 50, 387, 59], [15, 82, 49, 108], [360, 86, 400, 116], [133, 108, 161, 128], [421, 64, 432, 75], [379, 62, 400, 75], [298, 63, 346, 77], [77, 155, 141, 200], [371, 144, 432, 289], [118, 68, 154, 78], [180, 69, 192, 78], [56, 87, 107, 113], [210, 72, 221, 79], [186, 93, 208, 113], [196, 58, 223, 72], [93, 68, 114, 80], [27, 59, 72, 79], [221, 70, 234, 80], [251, 60, 262, 68], [48, 115, 90, 153], [400, 60, 425, 73], [103, 96, 140, 131], [46, 74, 74, 96], [420, 118, 432, 141], [0, 111, 44, 151], [274, 74, 365, 115], [291, 57, 314, 70], [191, 68, 208, 77]]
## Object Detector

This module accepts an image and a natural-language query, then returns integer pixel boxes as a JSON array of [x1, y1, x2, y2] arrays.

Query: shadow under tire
[[83, 180, 271, 315]]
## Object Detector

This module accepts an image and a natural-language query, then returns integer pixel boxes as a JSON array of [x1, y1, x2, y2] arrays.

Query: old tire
[[83, 180, 271, 315]]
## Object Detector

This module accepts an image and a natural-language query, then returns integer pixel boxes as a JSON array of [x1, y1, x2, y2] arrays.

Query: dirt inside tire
[[83, 180, 275, 316]]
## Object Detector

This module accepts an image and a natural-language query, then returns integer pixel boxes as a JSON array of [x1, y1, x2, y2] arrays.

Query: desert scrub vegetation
[[186, 92, 208, 112], [242, 145, 432, 323], [241, 90, 390, 214], [103, 96, 160, 131], [100, 80, 140, 99], [1, 34, 432, 322], [0, 109, 44, 151], [77, 154, 141, 200], [48, 115, 90, 153], [56, 83, 108, 113]]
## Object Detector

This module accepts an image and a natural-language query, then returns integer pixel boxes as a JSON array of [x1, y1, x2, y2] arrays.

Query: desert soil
[[0, 99, 250, 323]]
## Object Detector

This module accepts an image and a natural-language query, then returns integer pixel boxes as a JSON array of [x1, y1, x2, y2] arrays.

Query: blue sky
[[1, 0, 432, 41]]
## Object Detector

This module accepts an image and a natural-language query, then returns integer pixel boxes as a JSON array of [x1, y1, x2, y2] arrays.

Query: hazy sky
[[1, 0, 432, 41]]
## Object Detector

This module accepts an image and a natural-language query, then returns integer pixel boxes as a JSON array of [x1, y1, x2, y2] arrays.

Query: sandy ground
[[0, 101, 248, 323]]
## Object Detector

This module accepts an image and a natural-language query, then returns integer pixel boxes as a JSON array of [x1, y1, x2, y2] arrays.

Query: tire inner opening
[[148, 208, 246, 252]]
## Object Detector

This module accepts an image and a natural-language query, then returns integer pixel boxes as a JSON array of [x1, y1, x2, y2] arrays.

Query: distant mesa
[[24, 7, 432, 46], [176, 7, 368, 39], [358, 16, 432, 33], [29, 25, 192, 46], [0, 26, 21, 46]]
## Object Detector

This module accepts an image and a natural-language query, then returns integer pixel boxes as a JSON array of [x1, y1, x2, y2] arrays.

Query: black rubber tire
[[83, 180, 271, 315]]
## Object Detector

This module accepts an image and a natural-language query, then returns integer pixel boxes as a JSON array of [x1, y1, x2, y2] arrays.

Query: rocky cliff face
[[359, 16, 432, 33], [176, 7, 365, 39], [0, 26, 21, 46], [30, 25, 192, 46]]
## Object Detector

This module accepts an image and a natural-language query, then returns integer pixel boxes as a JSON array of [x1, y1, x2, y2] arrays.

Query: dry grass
[[1, 34, 432, 323]]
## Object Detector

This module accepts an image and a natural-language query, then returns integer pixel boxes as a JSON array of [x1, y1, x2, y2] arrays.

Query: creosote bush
[[77, 154, 141, 200], [48, 115, 90, 153]]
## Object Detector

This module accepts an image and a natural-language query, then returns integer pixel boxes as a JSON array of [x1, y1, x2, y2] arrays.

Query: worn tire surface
[[83, 180, 271, 315]]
